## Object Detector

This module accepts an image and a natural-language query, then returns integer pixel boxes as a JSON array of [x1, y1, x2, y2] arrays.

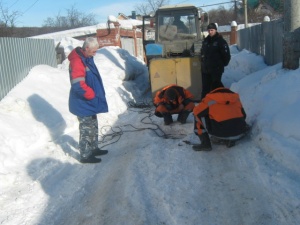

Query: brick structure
[[218, 22, 238, 45], [97, 22, 121, 47], [230, 21, 238, 45], [96, 21, 143, 57]]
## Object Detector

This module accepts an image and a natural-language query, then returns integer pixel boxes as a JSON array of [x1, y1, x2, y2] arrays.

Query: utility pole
[[243, 0, 248, 28], [234, 0, 238, 22], [283, 0, 300, 69]]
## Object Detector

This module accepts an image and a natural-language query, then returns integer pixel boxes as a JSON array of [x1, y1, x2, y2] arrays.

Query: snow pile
[[0, 32, 299, 224]]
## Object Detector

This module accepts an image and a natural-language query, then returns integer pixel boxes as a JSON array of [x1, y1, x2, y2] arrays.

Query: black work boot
[[177, 110, 191, 124], [226, 140, 235, 148], [163, 113, 173, 125], [92, 148, 108, 156], [80, 155, 102, 163], [193, 133, 212, 151]]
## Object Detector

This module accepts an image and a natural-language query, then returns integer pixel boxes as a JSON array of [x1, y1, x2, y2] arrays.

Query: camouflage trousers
[[77, 115, 99, 158]]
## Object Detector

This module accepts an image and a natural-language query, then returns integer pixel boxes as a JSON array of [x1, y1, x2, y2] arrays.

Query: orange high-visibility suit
[[193, 87, 247, 138], [154, 85, 195, 124]]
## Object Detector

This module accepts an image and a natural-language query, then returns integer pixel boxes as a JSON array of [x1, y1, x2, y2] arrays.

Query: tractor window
[[158, 12, 197, 41]]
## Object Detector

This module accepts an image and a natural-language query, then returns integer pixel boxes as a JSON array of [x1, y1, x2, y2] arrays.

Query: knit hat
[[207, 23, 217, 30], [164, 88, 177, 101]]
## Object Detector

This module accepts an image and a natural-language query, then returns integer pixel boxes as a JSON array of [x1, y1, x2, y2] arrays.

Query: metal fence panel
[[272, 19, 283, 64], [136, 38, 144, 60], [237, 19, 283, 66], [0, 37, 57, 101], [120, 37, 135, 56], [264, 23, 274, 65], [120, 37, 144, 60]]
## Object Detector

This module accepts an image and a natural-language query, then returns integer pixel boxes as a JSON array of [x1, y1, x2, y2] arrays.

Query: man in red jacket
[[154, 85, 195, 125], [193, 81, 249, 151], [68, 37, 108, 163]]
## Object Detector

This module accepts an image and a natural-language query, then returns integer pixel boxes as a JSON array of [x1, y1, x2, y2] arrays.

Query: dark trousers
[[201, 71, 223, 99]]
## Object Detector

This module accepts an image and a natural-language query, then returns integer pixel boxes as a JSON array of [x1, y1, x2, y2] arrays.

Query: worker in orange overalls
[[154, 85, 195, 125], [193, 81, 249, 151]]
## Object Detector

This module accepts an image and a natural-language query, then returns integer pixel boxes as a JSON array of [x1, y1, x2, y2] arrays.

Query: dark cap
[[164, 88, 177, 101], [207, 23, 217, 30]]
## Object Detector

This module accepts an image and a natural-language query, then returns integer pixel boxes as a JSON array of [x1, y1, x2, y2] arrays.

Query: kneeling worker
[[154, 85, 195, 125], [193, 81, 249, 151]]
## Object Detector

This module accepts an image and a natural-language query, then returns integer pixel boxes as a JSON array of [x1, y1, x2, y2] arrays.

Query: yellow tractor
[[142, 4, 208, 101]]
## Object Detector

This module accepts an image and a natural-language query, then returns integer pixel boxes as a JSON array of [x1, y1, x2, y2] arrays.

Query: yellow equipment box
[[149, 57, 202, 101]]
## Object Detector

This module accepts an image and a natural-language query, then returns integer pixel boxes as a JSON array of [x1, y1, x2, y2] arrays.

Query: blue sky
[[5, 0, 234, 27]]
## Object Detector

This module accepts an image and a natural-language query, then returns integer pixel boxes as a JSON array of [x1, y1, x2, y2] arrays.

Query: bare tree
[[135, 0, 170, 15], [43, 5, 97, 28], [208, 6, 235, 26], [218, 0, 284, 24], [0, 0, 21, 27], [260, 0, 284, 13]]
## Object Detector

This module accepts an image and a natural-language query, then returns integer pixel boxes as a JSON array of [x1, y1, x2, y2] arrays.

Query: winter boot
[[193, 133, 212, 151], [177, 110, 191, 124], [163, 113, 173, 125], [226, 140, 236, 148], [92, 148, 108, 156], [80, 155, 102, 163]]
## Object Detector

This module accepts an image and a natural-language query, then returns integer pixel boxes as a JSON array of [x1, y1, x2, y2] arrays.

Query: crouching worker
[[154, 85, 195, 125], [193, 81, 249, 151]]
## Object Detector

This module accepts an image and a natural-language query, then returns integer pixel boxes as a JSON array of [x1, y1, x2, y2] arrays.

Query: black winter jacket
[[201, 33, 231, 74]]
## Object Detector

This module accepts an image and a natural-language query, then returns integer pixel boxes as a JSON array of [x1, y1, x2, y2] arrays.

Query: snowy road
[[27, 110, 298, 225], [1, 45, 299, 225]]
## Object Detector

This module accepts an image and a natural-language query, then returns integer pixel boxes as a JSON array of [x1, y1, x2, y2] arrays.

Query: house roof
[[117, 13, 129, 20]]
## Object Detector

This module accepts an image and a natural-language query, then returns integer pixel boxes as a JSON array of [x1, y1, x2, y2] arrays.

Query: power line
[[174, 0, 190, 3], [173, 0, 237, 9], [8, 0, 21, 9], [199, 1, 234, 8], [23, 0, 40, 14]]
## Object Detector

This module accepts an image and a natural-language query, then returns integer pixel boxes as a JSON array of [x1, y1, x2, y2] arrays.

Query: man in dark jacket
[[201, 23, 231, 98], [154, 85, 195, 125], [193, 81, 249, 151], [68, 37, 108, 163]]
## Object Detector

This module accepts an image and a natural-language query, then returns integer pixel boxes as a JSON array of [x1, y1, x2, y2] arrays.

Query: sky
[[4, 0, 234, 27], [0, 21, 300, 224]]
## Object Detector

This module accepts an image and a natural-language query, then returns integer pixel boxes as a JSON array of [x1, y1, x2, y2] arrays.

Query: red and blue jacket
[[68, 47, 108, 117]]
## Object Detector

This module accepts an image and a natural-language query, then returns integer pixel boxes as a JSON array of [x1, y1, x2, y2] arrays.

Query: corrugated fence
[[237, 18, 283, 66], [0, 37, 57, 101]]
